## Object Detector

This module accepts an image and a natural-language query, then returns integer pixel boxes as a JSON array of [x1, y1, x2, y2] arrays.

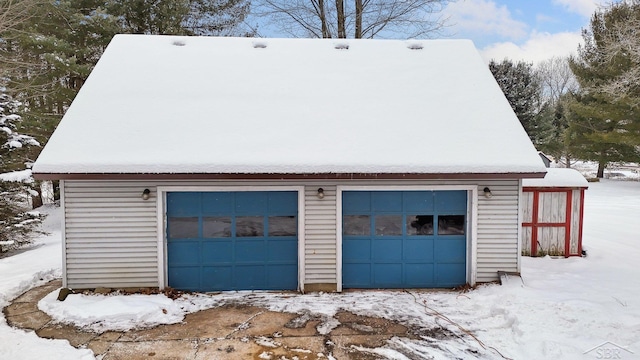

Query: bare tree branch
[[254, 0, 451, 39]]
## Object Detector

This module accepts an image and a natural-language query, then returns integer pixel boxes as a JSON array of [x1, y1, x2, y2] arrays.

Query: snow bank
[[0, 205, 94, 360], [0, 169, 33, 183]]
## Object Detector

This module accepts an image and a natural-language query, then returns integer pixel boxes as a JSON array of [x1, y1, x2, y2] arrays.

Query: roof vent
[[407, 42, 423, 50], [253, 41, 267, 49], [172, 40, 186, 47], [334, 43, 349, 50]]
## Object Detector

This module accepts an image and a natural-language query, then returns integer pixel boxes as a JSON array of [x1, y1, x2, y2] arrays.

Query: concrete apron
[[3, 280, 423, 360]]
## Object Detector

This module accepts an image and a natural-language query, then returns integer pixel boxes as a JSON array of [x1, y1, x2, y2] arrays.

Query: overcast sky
[[445, 0, 617, 65]]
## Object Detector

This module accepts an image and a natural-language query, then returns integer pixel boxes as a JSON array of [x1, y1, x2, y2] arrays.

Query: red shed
[[521, 168, 588, 257]]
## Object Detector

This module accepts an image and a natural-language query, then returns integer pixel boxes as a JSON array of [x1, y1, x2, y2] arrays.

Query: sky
[[443, 0, 616, 65]]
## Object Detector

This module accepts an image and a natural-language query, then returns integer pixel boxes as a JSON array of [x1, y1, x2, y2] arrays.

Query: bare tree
[[0, 0, 40, 35], [254, 0, 452, 39], [535, 56, 578, 104], [0, 0, 45, 78]]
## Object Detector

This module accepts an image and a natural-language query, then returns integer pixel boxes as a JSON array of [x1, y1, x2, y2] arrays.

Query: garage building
[[32, 35, 546, 292]]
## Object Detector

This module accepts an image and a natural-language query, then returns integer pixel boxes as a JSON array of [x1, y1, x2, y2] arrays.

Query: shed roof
[[523, 168, 589, 188], [32, 35, 546, 178]]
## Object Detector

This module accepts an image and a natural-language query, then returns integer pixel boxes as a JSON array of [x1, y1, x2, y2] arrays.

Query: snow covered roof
[[523, 168, 589, 188], [33, 35, 546, 178]]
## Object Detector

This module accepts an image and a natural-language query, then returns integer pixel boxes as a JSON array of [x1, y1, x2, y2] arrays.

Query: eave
[[33, 172, 546, 181]]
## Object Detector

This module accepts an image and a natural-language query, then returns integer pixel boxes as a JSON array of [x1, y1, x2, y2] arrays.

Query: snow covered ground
[[1, 179, 639, 359]]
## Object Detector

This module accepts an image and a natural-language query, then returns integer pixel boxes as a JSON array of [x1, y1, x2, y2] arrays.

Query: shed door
[[342, 191, 467, 288], [167, 191, 298, 291]]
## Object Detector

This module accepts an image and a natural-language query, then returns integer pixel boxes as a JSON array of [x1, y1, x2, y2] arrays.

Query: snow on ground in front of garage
[[3, 179, 640, 359]]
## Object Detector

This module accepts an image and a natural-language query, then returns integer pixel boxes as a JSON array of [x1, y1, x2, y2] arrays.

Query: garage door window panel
[[343, 215, 371, 236], [203, 217, 232, 238], [236, 216, 264, 237], [407, 215, 434, 235], [437, 215, 465, 235], [168, 217, 199, 238], [375, 215, 402, 236], [268, 216, 297, 236]]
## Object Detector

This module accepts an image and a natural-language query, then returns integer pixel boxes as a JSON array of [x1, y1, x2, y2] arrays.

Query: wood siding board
[[570, 189, 581, 255]]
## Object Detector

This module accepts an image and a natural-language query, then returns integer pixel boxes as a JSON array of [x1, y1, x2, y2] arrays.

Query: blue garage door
[[167, 191, 298, 291], [342, 191, 467, 288]]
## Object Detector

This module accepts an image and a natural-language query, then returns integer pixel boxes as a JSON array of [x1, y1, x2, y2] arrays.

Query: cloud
[[445, 0, 528, 40], [552, 0, 608, 18], [479, 31, 584, 65]]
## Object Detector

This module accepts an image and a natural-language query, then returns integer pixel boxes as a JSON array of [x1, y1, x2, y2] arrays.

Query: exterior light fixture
[[317, 188, 325, 199], [483, 187, 492, 199], [142, 188, 151, 200]]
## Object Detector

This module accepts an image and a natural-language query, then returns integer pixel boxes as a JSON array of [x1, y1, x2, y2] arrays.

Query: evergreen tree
[[0, 88, 44, 253], [536, 94, 576, 167], [107, 0, 251, 35], [489, 59, 545, 145], [569, 1, 640, 177]]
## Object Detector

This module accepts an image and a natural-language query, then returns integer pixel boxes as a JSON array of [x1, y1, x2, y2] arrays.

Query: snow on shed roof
[[33, 35, 546, 176], [523, 168, 589, 188]]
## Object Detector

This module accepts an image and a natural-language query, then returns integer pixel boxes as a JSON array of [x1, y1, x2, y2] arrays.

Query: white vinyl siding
[[304, 186, 337, 284], [63, 179, 521, 289], [63, 181, 158, 289], [475, 180, 520, 282]]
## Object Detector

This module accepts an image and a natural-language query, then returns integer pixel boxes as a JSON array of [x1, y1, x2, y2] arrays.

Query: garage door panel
[[168, 241, 199, 265], [405, 264, 434, 286], [343, 239, 371, 261], [267, 265, 297, 289], [235, 192, 267, 214], [235, 240, 266, 262], [435, 192, 467, 212], [202, 267, 232, 289], [168, 193, 201, 216], [404, 239, 434, 261], [435, 239, 466, 262], [201, 240, 232, 262], [267, 239, 297, 262], [403, 191, 434, 212], [167, 191, 298, 291], [436, 264, 467, 287], [343, 192, 371, 213], [235, 265, 266, 289], [374, 264, 402, 285], [268, 192, 298, 213], [169, 267, 200, 291], [201, 192, 234, 214], [373, 238, 402, 261], [343, 264, 371, 286], [372, 191, 403, 212]]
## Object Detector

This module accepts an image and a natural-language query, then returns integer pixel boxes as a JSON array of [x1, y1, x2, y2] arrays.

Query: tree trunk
[[335, 0, 346, 38], [355, 0, 363, 38], [317, 0, 330, 38], [597, 160, 606, 178]]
